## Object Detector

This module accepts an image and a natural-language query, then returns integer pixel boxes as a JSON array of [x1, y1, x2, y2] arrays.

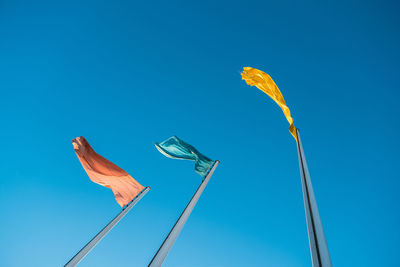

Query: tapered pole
[[65, 186, 151, 267], [148, 160, 219, 267], [296, 129, 332, 267]]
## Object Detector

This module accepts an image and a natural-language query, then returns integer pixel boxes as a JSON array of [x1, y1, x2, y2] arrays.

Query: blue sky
[[1, 0, 399, 266]]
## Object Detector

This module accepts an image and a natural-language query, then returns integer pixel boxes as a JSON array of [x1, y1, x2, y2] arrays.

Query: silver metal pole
[[296, 129, 332, 267], [65, 186, 151, 267], [148, 160, 219, 267]]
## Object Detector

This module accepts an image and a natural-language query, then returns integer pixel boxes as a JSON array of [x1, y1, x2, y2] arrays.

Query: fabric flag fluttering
[[65, 137, 149, 267], [241, 67, 297, 140], [149, 136, 219, 267], [154, 135, 214, 177], [73, 136, 145, 207]]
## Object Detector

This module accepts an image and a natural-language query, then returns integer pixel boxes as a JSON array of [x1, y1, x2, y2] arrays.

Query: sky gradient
[[1, 0, 399, 266]]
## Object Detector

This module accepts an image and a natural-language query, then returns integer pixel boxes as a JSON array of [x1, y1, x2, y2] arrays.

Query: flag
[[72, 136, 145, 207], [241, 67, 297, 140], [154, 136, 214, 177]]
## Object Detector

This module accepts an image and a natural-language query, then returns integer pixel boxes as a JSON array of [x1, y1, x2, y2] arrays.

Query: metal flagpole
[[295, 129, 332, 267], [65, 186, 151, 267], [148, 160, 219, 267]]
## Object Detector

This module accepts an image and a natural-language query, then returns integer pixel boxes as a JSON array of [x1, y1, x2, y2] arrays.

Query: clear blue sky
[[1, 0, 399, 266]]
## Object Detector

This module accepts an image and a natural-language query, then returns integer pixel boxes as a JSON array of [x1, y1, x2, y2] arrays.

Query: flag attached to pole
[[154, 135, 214, 177], [241, 68, 332, 266], [72, 136, 145, 207], [149, 136, 218, 267], [241, 67, 297, 140]]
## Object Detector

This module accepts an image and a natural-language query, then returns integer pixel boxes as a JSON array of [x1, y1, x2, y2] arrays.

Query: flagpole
[[295, 129, 332, 267], [65, 186, 151, 267], [148, 160, 219, 267]]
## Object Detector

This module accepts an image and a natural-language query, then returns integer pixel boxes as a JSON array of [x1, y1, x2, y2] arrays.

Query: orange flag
[[72, 136, 145, 207]]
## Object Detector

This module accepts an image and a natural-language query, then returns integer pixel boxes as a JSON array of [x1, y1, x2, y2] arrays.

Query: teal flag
[[154, 136, 214, 177]]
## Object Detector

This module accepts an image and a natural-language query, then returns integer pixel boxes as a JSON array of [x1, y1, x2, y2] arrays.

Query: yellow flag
[[241, 67, 297, 140]]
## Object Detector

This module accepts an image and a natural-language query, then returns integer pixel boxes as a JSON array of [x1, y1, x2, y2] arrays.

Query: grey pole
[[148, 160, 219, 267], [296, 129, 332, 267], [65, 186, 151, 267]]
